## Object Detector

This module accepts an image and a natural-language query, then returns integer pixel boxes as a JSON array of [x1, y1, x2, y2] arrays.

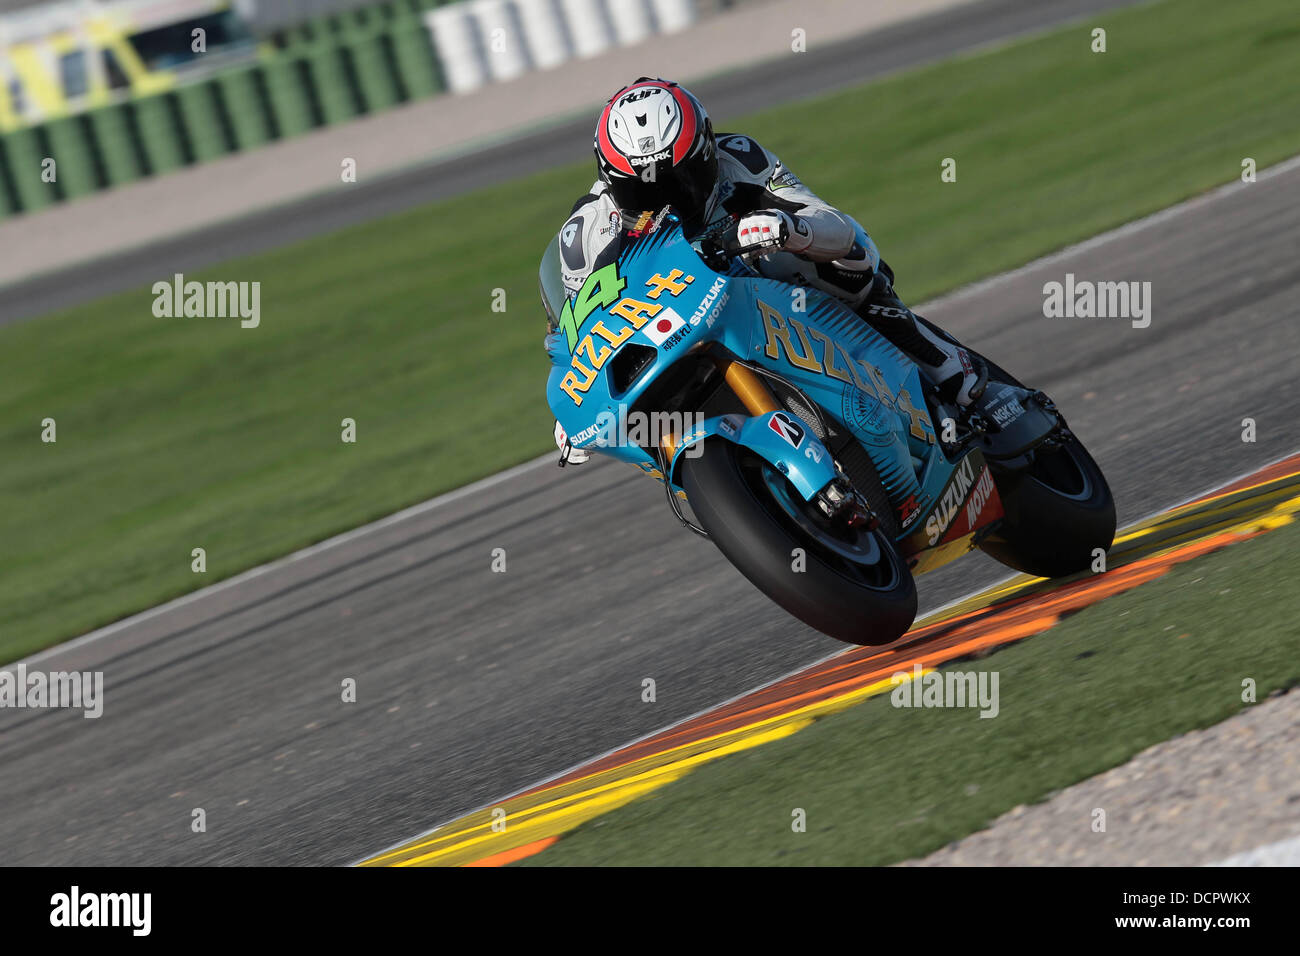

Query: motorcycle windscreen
[[538, 237, 567, 332]]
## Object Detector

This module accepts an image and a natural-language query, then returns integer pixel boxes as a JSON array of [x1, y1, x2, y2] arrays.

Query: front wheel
[[681, 438, 917, 645], [979, 436, 1116, 578]]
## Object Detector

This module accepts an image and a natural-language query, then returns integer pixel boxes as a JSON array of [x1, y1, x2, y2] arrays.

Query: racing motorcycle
[[541, 209, 1115, 645]]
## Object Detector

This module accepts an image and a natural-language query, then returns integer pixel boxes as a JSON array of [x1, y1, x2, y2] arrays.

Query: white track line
[[18, 155, 1300, 675]]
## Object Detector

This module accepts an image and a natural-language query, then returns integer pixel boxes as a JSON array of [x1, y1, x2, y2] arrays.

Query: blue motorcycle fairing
[[665, 410, 840, 500], [542, 216, 974, 531]]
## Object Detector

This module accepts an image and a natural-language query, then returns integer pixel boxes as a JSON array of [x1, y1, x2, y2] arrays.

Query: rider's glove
[[736, 209, 812, 254], [555, 420, 590, 465]]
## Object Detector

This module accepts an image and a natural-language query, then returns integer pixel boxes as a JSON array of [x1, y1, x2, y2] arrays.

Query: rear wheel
[[978, 436, 1116, 577], [912, 317, 1117, 578], [681, 438, 917, 645]]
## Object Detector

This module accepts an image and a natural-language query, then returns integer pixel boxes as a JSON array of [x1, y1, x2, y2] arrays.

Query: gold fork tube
[[722, 360, 780, 415]]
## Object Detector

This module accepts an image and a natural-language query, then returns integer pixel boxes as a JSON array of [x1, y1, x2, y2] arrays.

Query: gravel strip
[[905, 688, 1300, 866]]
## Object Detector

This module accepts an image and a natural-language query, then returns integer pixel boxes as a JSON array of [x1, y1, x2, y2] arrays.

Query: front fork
[[661, 358, 876, 528]]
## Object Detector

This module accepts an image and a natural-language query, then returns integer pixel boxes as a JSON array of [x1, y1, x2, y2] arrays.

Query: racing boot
[[854, 269, 986, 407]]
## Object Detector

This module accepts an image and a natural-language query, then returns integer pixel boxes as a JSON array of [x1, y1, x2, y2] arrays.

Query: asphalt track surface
[[0, 0, 1145, 325], [361, 460, 1300, 865], [2, 154, 1297, 864]]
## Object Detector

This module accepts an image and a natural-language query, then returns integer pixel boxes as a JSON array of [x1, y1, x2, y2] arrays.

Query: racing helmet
[[594, 78, 717, 223]]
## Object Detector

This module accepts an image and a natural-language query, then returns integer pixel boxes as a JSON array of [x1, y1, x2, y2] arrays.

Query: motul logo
[[964, 466, 996, 531]]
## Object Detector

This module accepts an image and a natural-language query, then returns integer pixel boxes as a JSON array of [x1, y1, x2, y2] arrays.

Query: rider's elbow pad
[[795, 209, 858, 261]]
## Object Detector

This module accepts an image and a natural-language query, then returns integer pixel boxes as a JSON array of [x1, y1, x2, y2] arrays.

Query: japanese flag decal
[[642, 307, 686, 346]]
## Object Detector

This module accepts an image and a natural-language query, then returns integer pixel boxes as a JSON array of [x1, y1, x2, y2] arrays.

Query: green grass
[[3, 0, 1300, 661], [521, 518, 1300, 865]]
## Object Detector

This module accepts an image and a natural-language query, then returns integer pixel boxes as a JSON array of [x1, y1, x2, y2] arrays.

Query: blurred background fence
[[0, 0, 757, 220]]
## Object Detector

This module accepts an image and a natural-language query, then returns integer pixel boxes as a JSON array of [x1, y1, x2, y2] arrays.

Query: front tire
[[681, 438, 917, 645]]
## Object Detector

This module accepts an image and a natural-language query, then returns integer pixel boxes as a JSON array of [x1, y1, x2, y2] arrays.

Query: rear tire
[[911, 318, 1116, 578], [681, 438, 917, 645], [979, 437, 1116, 578]]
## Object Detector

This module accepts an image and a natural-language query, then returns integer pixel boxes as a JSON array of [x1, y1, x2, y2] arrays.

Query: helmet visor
[[607, 148, 718, 224]]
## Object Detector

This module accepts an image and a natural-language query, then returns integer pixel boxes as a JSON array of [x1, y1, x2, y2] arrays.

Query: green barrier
[[174, 82, 231, 162], [215, 67, 272, 150], [277, 22, 320, 57], [0, 143, 19, 217], [306, 48, 361, 125], [1, 127, 56, 213], [390, 19, 441, 98], [43, 116, 100, 199], [261, 58, 317, 136], [335, 11, 370, 44], [87, 104, 144, 187], [0, 2, 454, 215], [350, 34, 402, 109], [133, 94, 188, 175]]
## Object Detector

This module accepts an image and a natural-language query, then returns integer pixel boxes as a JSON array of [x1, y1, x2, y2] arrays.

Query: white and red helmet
[[594, 77, 717, 222]]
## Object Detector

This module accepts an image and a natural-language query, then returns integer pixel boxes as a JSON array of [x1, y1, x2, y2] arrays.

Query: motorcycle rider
[[552, 77, 984, 463]]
